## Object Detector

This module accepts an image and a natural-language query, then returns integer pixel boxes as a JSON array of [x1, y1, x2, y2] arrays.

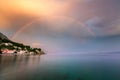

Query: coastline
[[0, 53, 45, 56]]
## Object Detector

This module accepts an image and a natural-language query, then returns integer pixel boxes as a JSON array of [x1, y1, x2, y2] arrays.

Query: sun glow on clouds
[[0, 0, 69, 17], [0, 0, 70, 28]]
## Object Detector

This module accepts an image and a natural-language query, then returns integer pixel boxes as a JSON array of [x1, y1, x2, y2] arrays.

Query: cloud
[[0, 0, 70, 29], [1, 0, 120, 38], [63, 0, 120, 37], [1, 0, 120, 53]]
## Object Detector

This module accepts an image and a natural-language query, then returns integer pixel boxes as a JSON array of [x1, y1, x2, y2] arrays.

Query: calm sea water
[[0, 54, 120, 80]]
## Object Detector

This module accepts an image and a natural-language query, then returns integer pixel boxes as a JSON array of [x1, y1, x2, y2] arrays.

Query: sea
[[0, 53, 120, 80]]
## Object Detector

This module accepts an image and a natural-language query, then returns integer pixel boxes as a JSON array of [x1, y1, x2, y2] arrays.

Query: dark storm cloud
[[85, 0, 120, 36], [64, 0, 120, 37]]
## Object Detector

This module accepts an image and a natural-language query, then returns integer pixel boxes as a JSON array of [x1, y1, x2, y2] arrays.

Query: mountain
[[0, 32, 45, 55], [0, 32, 9, 43]]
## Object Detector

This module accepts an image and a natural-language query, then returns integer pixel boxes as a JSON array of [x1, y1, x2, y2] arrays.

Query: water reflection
[[0, 56, 41, 80], [0, 55, 120, 80]]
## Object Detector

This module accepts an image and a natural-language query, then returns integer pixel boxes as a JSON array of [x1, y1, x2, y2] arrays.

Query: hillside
[[0, 32, 45, 55]]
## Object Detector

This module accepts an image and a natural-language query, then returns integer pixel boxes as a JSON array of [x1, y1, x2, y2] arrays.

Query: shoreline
[[0, 53, 43, 56]]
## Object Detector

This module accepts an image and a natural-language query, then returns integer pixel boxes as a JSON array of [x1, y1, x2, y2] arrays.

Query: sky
[[0, 0, 120, 54]]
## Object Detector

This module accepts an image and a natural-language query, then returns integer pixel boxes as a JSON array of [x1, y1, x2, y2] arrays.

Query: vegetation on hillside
[[0, 32, 45, 55]]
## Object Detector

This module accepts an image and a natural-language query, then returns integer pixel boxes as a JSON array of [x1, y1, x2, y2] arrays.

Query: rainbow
[[11, 16, 95, 40]]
